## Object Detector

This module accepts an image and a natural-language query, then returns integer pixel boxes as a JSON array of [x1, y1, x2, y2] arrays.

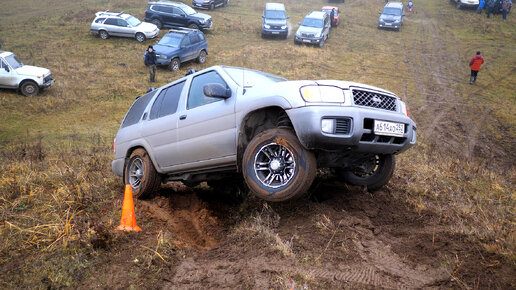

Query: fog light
[[321, 119, 335, 134]]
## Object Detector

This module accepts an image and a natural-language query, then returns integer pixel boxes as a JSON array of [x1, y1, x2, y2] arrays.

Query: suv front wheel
[[169, 58, 180, 71], [124, 148, 161, 198], [242, 128, 316, 202], [20, 81, 39, 97]]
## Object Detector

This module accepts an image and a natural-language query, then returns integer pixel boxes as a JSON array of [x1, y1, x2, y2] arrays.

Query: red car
[[322, 6, 340, 27]]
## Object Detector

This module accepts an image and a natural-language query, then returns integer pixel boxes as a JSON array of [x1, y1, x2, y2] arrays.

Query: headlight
[[264, 24, 271, 29], [158, 54, 168, 59], [300, 85, 345, 103], [281, 25, 287, 30], [199, 19, 206, 24], [315, 32, 321, 38]]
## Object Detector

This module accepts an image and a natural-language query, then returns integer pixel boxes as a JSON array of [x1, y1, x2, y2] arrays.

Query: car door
[[140, 80, 186, 169], [173, 7, 189, 27], [116, 19, 133, 38], [179, 35, 193, 61], [103, 18, 120, 36], [189, 33, 202, 59], [160, 6, 177, 27], [0, 58, 17, 88], [172, 69, 237, 170]]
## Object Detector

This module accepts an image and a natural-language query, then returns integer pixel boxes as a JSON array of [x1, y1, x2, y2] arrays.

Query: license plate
[[374, 120, 404, 137], [303, 39, 310, 43], [272, 32, 279, 34], [385, 23, 392, 26]]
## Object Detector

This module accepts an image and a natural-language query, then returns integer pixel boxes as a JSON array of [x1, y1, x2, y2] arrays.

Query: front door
[[0, 59, 17, 88]]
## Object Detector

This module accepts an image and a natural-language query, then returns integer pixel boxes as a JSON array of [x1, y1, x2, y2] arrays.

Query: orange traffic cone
[[117, 185, 142, 232]]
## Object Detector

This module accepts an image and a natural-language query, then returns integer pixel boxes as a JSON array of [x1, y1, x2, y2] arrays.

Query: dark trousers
[[502, 9, 508, 20], [486, 6, 493, 18], [470, 70, 479, 83], [148, 64, 156, 83], [477, 7, 483, 14]]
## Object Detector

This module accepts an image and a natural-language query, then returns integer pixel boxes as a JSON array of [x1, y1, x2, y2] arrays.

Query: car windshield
[[158, 33, 183, 47], [182, 6, 197, 15], [265, 10, 286, 19], [382, 8, 402, 16], [5, 54, 23, 69], [223, 67, 287, 88], [126, 16, 141, 27], [301, 17, 323, 28]]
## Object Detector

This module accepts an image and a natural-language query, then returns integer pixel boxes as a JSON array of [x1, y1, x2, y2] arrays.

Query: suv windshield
[[382, 8, 402, 16], [182, 6, 197, 15], [265, 10, 286, 19], [223, 67, 287, 87], [301, 18, 323, 28], [158, 33, 183, 47], [126, 16, 141, 27], [5, 54, 23, 69]]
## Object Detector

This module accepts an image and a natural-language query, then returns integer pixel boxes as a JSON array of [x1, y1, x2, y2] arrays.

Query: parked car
[[450, 0, 479, 9], [294, 11, 331, 47], [322, 6, 340, 27], [492, 0, 512, 13], [329, 0, 345, 3], [90, 11, 159, 42], [151, 28, 208, 71], [144, 1, 213, 31], [261, 3, 289, 39], [192, 0, 228, 10], [0, 51, 55, 96], [111, 66, 417, 202], [378, 2, 405, 31]]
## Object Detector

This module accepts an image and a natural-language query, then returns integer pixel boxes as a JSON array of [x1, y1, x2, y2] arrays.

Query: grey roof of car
[[149, 1, 186, 7], [306, 11, 327, 19], [385, 2, 404, 8], [265, 3, 286, 10]]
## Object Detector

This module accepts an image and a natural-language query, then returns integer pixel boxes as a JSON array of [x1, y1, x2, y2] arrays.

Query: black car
[[144, 1, 213, 30], [192, 0, 228, 10]]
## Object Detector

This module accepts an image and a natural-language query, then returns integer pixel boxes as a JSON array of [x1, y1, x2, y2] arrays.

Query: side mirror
[[262, 15, 265, 18], [298, 22, 301, 25], [181, 14, 186, 17], [287, 16, 290, 19], [204, 83, 231, 99]]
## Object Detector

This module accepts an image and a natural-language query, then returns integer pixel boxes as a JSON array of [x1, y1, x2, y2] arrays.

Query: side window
[[95, 17, 106, 24], [189, 33, 200, 44], [149, 81, 186, 119], [173, 8, 184, 15], [121, 91, 157, 128], [198, 32, 205, 41], [117, 19, 128, 27], [187, 71, 228, 109], [163, 6, 174, 14], [181, 36, 191, 47], [104, 18, 118, 25], [0, 59, 7, 70]]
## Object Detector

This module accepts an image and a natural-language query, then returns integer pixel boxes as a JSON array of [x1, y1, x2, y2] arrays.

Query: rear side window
[[189, 33, 200, 44], [198, 32, 205, 41], [121, 91, 157, 128], [149, 81, 185, 119], [95, 18, 106, 23]]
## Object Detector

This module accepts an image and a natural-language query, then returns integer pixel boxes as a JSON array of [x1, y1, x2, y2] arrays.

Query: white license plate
[[272, 31, 279, 34], [374, 120, 404, 137], [303, 39, 310, 43], [385, 23, 392, 26]]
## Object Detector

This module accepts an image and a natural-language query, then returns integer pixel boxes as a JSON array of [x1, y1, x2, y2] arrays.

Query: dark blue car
[[152, 28, 208, 71]]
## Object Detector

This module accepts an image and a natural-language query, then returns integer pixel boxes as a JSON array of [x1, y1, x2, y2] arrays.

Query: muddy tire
[[151, 19, 162, 29], [242, 128, 316, 202], [20, 81, 39, 96], [318, 38, 325, 48], [124, 148, 161, 199], [337, 154, 395, 191], [188, 23, 200, 30], [169, 58, 180, 71], [197, 50, 207, 64], [223, 0, 228, 7], [99, 30, 109, 40]]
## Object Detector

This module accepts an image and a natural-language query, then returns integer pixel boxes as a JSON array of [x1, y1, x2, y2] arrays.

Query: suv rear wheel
[[124, 148, 161, 198], [169, 58, 180, 71], [242, 128, 316, 202], [99, 30, 109, 40], [197, 50, 207, 64], [210, 3, 215, 10], [336, 154, 395, 191]]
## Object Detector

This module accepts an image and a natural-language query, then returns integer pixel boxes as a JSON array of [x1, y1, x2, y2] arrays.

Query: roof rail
[[118, 11, 125, 16]]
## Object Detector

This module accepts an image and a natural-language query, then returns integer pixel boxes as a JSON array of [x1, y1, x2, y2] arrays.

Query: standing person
[[477, 0, 485, 14], [502, 0, 511, 21], [486, 0, 496, 18], [408, 0, 414, 12], [469, 51, 484, 84], [330, 8, 335, 27], [144, 45, 157, 83]]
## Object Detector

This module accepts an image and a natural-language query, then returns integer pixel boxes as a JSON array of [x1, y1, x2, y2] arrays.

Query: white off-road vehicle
[[0, 50, 55, 96]]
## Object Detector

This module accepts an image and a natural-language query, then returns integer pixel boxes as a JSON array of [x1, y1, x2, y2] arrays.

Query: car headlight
[[264, 24, 271, 29], [315, 32, 321, 38], [300, 85, 345, 103], [281, 25, 287, 30], [157, 54, 168, 59], [199, 19, 206, 24]]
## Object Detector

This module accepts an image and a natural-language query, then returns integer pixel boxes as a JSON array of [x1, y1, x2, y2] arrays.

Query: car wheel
[[124, 148, 161, 198], [242, 128, 317, 202], [210, 3, 215, 10], [169, 58, 180, 71], [151, 19, 162, 29], [456, 2, 462, 9], [197, 50, 207, 64], [318, 38, 325, 48], [99, 30, 109, 40], [20, 81, 39, 97], [135, 32, 146, 43], [188, 23, 200, 30], [336, 154, 395, 191]]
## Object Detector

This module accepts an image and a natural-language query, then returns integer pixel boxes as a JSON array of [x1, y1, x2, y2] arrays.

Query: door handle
[[179, 115, 187, 120]]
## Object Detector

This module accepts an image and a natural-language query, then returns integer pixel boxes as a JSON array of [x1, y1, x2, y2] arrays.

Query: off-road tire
[[337, 154, 395, 191], [20, 81, 39, 96], [188, 23, 200, 30], [242, 128, 316, 202], [318, 38, 325, 48], [135, 32, 146, 43], [210, 3, 215, 10], [197, 50, 207, 64], [151, 19, 162, 29], [169, 58, 180, 71], [124, 148, 161, 199], [456, 2, 462, 9], [99, 30, 109, 40]]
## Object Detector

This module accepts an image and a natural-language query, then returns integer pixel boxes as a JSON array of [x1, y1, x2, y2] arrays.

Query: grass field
[[1, 0, 515, 288]]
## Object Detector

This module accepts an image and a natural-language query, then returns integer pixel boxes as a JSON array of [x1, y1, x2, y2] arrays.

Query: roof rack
[[168, 27, 196, 34]]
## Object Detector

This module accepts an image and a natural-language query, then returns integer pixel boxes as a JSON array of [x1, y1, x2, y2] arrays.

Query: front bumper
[[41, 78, 55, 88], [378, 22, 401, 30], [156, 57, 173, 66], [294, 35, 324, 44], [287, 106, 417, 154], [112, 157, 126, 177], [262, 28, 288, 36], [145, 29, 160, 39], [199, 20, 213, 29], [193, 2, 213, 9]]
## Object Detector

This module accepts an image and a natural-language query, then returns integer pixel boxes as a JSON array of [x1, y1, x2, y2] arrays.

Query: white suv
[[0, 50, 55, 96]]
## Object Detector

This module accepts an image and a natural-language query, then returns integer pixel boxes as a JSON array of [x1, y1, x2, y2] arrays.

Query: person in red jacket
[[469, 51, 484, 84]]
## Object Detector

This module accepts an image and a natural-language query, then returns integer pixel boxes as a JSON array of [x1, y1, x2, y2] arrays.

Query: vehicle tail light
[[113, 138, 116, 153]]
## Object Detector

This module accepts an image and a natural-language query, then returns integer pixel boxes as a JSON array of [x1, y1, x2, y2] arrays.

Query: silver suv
[[90, 11, 159, 42], [112, 66, 417, 202], [294, 11, 331, 47], [0, 50, 55, 96]]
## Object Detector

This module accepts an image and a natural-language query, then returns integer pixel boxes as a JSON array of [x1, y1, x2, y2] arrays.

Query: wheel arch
[[124, 143, 162, 174], [19, 78, 39, 88]]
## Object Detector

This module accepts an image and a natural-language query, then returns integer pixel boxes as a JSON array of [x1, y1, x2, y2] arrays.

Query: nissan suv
[[261, 3, 289, 39], [0, 50, 55, 96], [294, 11, 331, 47], [378, 2, 405, 31], [111, 66, 417, 202], [151, 28, 208, 71], [90, 11, 159, 42], [144, 1, 213, 30], [193, 0, 228, 10]]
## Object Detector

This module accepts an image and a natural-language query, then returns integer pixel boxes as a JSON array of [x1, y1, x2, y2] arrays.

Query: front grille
[[44, 74, 52, 83], [302, 33, 314, 37], [335, 118, 351, 134], [352, 89, 397, 111]]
